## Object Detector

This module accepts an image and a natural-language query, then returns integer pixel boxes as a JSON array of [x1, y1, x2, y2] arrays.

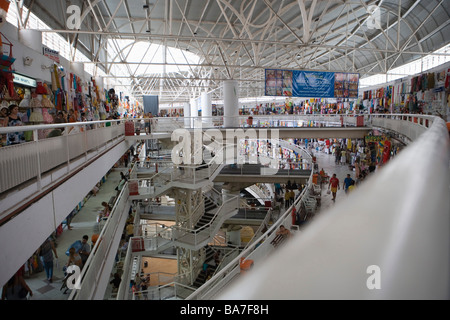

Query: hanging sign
[[43, 46, 60, 63], [12, 73, 37, 87], [265, 68, 359, 99], [292, 70, 335, 98], [365, 135, 386, 143], [334, 72, 359, 98]]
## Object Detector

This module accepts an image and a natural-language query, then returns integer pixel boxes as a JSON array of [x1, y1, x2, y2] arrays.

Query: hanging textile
[[428, 73, 435, 89]]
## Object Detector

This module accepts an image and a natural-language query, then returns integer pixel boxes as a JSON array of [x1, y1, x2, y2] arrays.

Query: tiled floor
[[314, 149, 358, 213]]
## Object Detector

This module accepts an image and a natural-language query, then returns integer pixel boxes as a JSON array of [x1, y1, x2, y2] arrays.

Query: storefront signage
[[43, 46, 60, 63], [365, 135, 386, 143], [12, 73, 37, 87], [265, 68, 359, 99]]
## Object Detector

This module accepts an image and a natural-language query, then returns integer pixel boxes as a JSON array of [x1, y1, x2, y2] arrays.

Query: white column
[[201, 92, 212, 127], [221, 188, 240, 204], [227, 226, 242, 246], [223, 80, 239, 128], [183, 102, 191, 128], [190, 98, 198, 128]]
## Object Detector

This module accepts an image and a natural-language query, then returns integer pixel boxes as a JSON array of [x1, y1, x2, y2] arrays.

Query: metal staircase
[[192, 246, 218, 289], [194, 197, 219, 230]]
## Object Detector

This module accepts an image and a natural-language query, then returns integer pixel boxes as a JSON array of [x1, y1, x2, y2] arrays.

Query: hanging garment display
[[54, 64, 61, 89], [41, 96, 54, 109], [411, 77, 417, 93], [19, 93, 30, 108], [428, 73, 435, 89], [42, 108, 53, 123], [29, 108, 43, 122], [445, 69, 450, 89], [51, 67, 58, 91]]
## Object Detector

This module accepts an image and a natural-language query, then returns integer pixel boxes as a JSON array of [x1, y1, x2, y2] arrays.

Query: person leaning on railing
[[3, 104, 25, 145], [0, 106, 8, 146], [276, 225, 291, 238]]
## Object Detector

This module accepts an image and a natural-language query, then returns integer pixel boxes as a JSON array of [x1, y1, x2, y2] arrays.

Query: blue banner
[[292, 70, 335, 98], [265, 69, 359, 98]]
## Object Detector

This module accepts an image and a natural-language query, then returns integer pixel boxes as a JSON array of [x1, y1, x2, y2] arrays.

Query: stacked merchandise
[[362, 86, 393, 113], [0, 31, 18, 146], [363, 66, 449, 117], [409, 70, 447, 116]]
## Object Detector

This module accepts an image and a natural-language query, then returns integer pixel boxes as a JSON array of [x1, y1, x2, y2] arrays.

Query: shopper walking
[[289, 189, 295, 206], [335, 146, 341, 165], [37, 237, 58, 283], [328, 174, 340, 201], [284, 188, 291, 208], [340, 149, 346, 165], [79, 235, 91, 266], [343, 174, 353, 194]]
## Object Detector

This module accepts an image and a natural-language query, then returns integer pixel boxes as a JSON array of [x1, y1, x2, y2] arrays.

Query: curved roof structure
[[18, 0, 450, 104]]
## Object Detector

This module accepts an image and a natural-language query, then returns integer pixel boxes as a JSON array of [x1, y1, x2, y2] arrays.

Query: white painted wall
[[0, 140, 131, 287], [1, 22, 101, 88]]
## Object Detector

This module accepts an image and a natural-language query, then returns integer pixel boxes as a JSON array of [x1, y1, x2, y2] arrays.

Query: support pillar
[[223, 80, 239, 128], [222, 186, 242, 247], [183, 102, 191, 128], [190, 98, 199, 128], [173, 188, 205, 286], [201, 92, 212, 127], [221, 187, 240, 203]]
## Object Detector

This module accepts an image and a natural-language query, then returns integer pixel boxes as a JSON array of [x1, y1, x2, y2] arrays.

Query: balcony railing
[[0, 120, 125, 194], [211, 115, 450, 300]]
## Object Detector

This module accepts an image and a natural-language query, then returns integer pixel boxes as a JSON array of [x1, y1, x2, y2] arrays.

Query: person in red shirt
[[328, 173, 340, 201]]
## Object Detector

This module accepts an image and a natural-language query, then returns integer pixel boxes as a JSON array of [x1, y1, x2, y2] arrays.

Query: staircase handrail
[[185, 152, 315, 300], [171, 195, 239, 244]]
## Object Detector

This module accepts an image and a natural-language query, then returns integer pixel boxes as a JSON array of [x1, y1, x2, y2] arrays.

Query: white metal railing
[[204, 186, 223, 207], [0, 111, 396, 196], [125, 114, 438, 138], [132, 281, 196, 300], [118, 136, 313, 299], [125, 114, 363, 131], [186, 114, 447, 300], [127, 144, 233, 200], [211, 247, 241, 277], [132, 195, 239, 253], [368, 113, 435, 142], [245, 208, 275, 248], [66, 114, 446, 298], [183, 140, 316, 300], [68, 181, 131, 300], [0, 120, 125, 195], [214, 116, 450, 300], [186, 168, 314, 300], [3, 112, 445, 300]]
